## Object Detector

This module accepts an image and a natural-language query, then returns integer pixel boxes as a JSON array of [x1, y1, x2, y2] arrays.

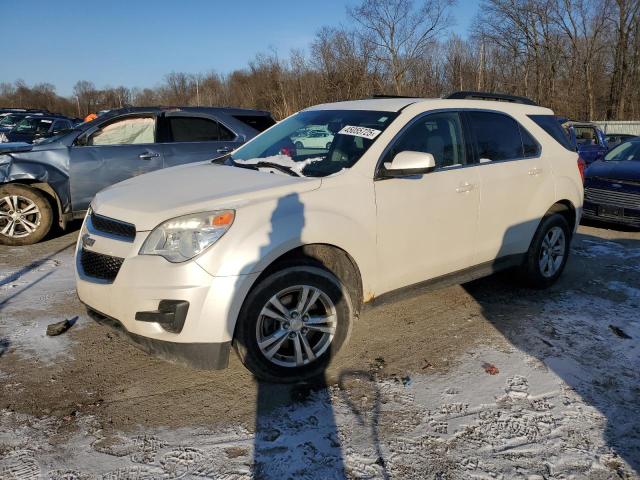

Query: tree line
[[2, 0, 638, 121]]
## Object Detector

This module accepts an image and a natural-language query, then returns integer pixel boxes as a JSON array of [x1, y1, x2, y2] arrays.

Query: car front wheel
[[0, 184, 53, 246], [234, 265, 353, 383]]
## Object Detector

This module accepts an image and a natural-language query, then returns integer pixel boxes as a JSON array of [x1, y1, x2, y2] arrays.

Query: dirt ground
[[1, 221, 639, 478]]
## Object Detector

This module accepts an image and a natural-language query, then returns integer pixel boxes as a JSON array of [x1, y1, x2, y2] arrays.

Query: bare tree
[[348, 0, 454, 94]]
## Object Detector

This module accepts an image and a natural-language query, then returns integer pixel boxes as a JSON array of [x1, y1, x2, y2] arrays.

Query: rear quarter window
[[528, 115, 575, 152]]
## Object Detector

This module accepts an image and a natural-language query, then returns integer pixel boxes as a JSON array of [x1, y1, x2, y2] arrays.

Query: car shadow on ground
[[248, 193, 347, 477], [463, 229, 640, 474]]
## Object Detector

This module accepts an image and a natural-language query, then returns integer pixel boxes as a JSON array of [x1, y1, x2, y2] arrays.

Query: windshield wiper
[[227, 159, 301, 177]]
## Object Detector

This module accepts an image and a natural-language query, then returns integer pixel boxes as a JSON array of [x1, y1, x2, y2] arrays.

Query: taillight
[[577, 156, 586, 182]]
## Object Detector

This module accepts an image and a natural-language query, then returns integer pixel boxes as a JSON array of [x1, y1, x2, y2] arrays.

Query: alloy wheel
[[539, 226, 565, 278], [256, 285, 337, 368], [0, 195, 41, 238]]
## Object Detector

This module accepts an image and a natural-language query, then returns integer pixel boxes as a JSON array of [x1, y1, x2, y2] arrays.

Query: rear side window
[[528, 115, 575, 151], [232, 114, 276, 132], [167, 116, 236, 142], [519, 125, 540, 157], [467, 111, 523, 161]]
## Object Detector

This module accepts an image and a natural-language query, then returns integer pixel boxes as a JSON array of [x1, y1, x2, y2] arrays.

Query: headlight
[[139, 210, 235, 262]]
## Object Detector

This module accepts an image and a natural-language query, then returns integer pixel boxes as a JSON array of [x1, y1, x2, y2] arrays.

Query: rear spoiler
[[0, 143, 34, 155]]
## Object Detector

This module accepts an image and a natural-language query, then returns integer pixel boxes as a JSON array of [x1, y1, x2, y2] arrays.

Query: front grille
[[584, 187, 640, 209], [90, 212, 136, 241], [80, 248, 124, 282]]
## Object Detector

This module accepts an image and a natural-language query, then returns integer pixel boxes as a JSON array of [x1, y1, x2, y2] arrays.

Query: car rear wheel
[[234, 265, 353, 383], [0, 184, 53, 246], [521, 213, 570, 288], [295, 141, 304, 149]]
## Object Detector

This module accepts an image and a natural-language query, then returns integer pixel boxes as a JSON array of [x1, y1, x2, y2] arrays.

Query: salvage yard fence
[[592, 121, 640, 136]]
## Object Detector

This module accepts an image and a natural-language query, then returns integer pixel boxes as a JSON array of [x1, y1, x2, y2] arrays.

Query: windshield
[[14, 117, 53, 134], [226, 110, 398, 177], [604, 141, 640, 161], [0, 114, 25, 126]]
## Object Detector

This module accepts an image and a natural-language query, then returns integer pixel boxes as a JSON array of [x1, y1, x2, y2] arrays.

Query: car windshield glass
[[604, 141, 640, 161], [15, 118, 52, 133], [226, 110, 398, 177], [0, 114, 23, 126]]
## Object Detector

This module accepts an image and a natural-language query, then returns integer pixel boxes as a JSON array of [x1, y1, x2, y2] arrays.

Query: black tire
[[295, 141, 304, 149], [0, 184, 53, 246], [326, 142, 332, 149], [521, 213, 571, 289], [234, 265, 353, 383]]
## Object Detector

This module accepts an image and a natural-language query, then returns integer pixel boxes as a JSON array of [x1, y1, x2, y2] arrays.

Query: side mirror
[[380, 151, 436, 178]]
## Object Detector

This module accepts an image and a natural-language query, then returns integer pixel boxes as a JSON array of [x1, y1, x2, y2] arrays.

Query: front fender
[[0, 151, 71, 220]]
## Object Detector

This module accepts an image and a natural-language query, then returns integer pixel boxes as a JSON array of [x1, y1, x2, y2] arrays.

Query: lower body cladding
[[75, 226, 259, 370]]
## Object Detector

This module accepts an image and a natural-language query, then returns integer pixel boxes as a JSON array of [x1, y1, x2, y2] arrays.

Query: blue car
[[0, 106, 275, 245], [583, 138, 640, 227], [560, 120, 608, 164]]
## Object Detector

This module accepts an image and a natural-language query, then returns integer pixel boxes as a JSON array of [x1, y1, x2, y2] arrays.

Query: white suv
[[75, 93, 584, 382]]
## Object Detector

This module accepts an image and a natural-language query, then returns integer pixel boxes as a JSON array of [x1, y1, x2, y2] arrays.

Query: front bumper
[[75, 213, 259, 369], [85, 306, 231, 369]]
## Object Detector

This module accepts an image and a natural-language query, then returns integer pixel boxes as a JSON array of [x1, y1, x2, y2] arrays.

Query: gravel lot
[[1, 222, 639, 479]]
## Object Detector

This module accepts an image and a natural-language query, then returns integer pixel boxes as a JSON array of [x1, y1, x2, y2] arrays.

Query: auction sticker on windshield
[[338, 125, 382, 140]]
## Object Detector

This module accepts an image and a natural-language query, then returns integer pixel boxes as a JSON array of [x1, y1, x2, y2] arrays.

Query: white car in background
[[76, 92, 584, 383], [291, 129, 334, 149]]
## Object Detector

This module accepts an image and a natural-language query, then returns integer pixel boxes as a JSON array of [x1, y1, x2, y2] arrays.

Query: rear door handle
[[456, 182, 475, 193], [528, 167, 543, 176], [139, 151, 160, 160], [217, 146, 232, 154]]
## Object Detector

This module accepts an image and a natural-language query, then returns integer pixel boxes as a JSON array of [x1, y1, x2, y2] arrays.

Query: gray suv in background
[[0, 106, 275, 245]]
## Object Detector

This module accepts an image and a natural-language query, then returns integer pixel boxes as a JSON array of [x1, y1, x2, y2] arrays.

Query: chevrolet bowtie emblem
[[81, 233, 95, 248]]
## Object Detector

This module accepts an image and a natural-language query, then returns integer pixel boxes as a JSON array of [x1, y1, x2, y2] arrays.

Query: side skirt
[[365, 254, 525, 309]]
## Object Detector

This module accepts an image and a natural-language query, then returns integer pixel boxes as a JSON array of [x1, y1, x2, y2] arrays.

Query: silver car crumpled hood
[[92, 162, 321, 231]]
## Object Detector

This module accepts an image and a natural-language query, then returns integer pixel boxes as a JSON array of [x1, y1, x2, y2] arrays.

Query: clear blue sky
[[3, 0, 480, 96]]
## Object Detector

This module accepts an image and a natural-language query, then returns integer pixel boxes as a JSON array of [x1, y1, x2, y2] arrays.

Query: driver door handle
[[456, 182, 475, 193], [528, 167, 543, 176], [139, 151, 160, 160]]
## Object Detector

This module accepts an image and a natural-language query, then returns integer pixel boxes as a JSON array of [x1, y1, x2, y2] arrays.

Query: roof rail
[[445, 91, 538, 106], [371, 94, 419, 99]]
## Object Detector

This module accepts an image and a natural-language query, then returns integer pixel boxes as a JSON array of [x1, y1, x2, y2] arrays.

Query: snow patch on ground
[[0, 246, 84, 368]]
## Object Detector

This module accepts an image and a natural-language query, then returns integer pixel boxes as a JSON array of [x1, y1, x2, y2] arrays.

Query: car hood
[[93, 162, 322, 230], [586, 160, 640, 183], [0, 142, 34, 154]]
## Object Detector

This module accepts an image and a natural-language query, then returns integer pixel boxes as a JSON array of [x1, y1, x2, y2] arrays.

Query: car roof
[[307, 97, 552, 114]]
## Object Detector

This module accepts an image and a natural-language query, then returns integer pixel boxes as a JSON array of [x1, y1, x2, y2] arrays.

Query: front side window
[[468, 111, 523, 161], [383, 111, 467, 168], [166, 116, 234, 142], [88, 116, 155, 146], [604, 141, 640, 162], [227, 110, 397, 177]]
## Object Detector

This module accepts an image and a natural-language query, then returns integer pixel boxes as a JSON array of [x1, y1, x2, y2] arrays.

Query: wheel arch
[[1, 179, 66, 229], [546, 199, 577, 233], [232, 242, 364, 338]]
